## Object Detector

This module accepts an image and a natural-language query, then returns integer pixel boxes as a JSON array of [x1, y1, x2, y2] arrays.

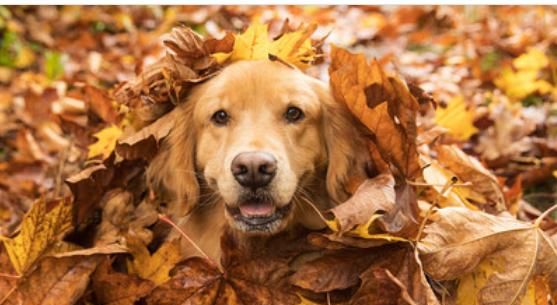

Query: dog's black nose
[[231, 152, 277, 188]]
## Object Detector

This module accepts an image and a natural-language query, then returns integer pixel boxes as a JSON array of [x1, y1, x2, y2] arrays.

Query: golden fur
[[147, 60, 370, 262]]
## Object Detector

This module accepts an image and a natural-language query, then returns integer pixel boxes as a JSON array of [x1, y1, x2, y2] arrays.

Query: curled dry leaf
[[116, 109, 175, 161], [329, 45, 421, 179], [114, 26, 231, 115], [436, 145, 505, 211], [3, 255, 101, 305], [328, 173, 396, 233], [84, 85, 121, 124], [290, 245, 438, 305], [2, 197, 72, 274], [418, 207, 557, 304]]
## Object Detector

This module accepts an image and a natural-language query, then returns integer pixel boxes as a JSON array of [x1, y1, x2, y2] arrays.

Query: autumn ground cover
[[0, 5, 557, 305]]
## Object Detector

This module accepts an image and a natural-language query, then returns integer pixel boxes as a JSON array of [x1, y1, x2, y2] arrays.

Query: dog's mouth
[[226, 195, 292, 233]]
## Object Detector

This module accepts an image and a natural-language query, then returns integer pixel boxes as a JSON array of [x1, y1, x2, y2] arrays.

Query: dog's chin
[[225, 196, 293, 235]]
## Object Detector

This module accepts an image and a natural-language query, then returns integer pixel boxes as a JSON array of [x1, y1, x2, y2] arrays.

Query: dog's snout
[[231, 152, 277, 188]]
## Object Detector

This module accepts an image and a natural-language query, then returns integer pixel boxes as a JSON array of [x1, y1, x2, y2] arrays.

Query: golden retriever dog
[[148, 60, 370, 262]]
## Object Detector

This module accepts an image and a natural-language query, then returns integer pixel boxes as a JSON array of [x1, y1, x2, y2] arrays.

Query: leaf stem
[[534, 204, 557, 227], [157, 214, 218, 268]]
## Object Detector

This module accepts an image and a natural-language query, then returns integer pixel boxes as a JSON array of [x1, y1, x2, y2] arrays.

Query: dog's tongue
[[239, 201, 274, 217]]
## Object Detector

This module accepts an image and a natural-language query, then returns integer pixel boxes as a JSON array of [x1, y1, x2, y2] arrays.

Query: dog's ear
[[312, 80, 371, 205], [147, 100, 199, 217]]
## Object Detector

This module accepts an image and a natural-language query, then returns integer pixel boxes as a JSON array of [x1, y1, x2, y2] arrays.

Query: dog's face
[[193, 61, 327, 234], [148, 60, 370, 238]]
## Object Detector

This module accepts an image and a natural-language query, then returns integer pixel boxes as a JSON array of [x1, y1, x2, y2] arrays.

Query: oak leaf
[[418, 208, 557, 305], [2, 197, 72, 274]]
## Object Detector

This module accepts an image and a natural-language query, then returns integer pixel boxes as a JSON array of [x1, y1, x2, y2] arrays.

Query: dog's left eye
[[211, 110, 230, 126], [284, 106, 304, 123]]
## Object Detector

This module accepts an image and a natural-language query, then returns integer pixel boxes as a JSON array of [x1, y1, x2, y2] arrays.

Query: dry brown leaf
[[328, 173, 396, 233], [145, 257, 301, 305], [3, 255, 100, 305], [92, 258, 155, 305], [84, 85, 121, 124], [418, 207, 557, 304], [329, 45, 421, 179], [436, 145, 505, 210], [116, 109, 175, 161]]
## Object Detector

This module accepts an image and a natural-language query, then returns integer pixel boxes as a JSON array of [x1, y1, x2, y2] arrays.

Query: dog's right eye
[[211, 110, 230, 126]]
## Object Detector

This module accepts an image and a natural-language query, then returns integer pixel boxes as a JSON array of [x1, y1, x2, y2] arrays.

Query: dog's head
[[149, 60, 369, 235]]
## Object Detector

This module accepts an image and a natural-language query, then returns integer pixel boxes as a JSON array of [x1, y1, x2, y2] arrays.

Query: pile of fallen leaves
[[1, 6, 557, 305]]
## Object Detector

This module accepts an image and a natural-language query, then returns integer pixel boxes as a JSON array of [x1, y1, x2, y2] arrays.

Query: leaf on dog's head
[[2, 197, 73, 274], [418, 207, 557, 304], [87, 125, 123, 160], [213, 22, 318, 70], [329, 46, 421, 180]]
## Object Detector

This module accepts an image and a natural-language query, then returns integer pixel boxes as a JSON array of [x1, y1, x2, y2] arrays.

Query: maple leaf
[[126, 236, 182, 285], [434, 95, 478, 141], [418, 207, 557, 305], [87, 125, 123, 159], [328, 45, 421, 179], [2, 198, 73, 274], [213, 22, 318, 69]]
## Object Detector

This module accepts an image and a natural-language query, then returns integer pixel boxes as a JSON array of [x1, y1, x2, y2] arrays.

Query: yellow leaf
[[495, 49, 553, 100], [434, 96, 478, 141], [2, 198, 73, 274], [419, 208, 557, 305], [87, 125, 123, 159], [269, 24, 317, 69], [14, 46, 36, 69], [513, 48, 549, 71], [213, 22, 317, 69], [457, 259, 550, 305], [495, 68, 552, 100], [126, 236, 182, 285]]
